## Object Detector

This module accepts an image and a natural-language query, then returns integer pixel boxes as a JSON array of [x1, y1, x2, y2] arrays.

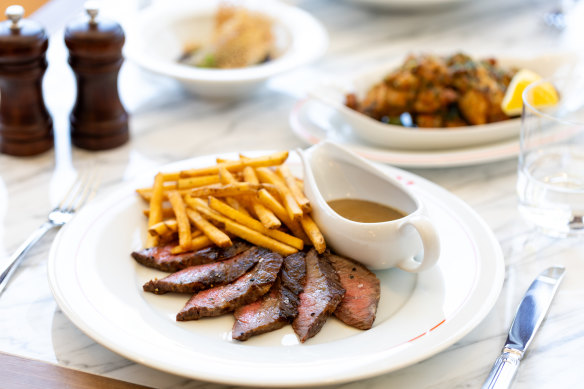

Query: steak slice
[[232, 251, 306, 341], [326, 252, 380, 330], [143, 247, 259, 294], [131, 240, 251, 272], [176, 249, 283, 321], [292, 249, 345, 343]]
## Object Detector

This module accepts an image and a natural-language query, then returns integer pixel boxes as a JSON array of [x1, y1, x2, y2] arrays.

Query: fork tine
[[57, 168, 101, 213], [73, 169, 102, 211], [55, 172, 86, 212]]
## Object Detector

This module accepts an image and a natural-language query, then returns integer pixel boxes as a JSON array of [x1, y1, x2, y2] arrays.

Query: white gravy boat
[[298, 141, 440, 271]]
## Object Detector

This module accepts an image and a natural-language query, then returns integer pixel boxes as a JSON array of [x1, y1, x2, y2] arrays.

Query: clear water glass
[[517, 76, 584, 236]]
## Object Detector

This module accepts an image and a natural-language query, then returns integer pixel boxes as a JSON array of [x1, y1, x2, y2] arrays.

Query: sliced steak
[[232, 251, 306, 341], [292, 249, 345, 343], [326, 252, 380, 330], [131, 240, 251, 272], [176, 249, 283, 321], [143, 247, 259, 294]]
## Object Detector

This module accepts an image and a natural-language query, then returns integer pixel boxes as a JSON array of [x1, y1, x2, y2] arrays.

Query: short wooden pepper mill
[[64, 1, 129, 150], [0, 5, 53, 156]]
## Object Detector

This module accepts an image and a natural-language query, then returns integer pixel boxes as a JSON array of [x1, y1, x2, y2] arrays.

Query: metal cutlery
[[0, 170, 100, 295], [482, 266, 566, 389]]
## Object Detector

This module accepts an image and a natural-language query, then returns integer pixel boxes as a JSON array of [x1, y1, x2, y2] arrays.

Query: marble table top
[[1, 0, 584, 387]]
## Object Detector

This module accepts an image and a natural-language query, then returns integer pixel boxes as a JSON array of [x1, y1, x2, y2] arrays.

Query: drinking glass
[[517, 76, 584, 236]]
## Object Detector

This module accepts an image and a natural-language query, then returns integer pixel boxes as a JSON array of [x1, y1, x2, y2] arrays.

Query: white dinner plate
[[343, 0, 468, 9], [48, 152, 504, 387], [309, 52, 578, 150], [290, 98, 526, 168]]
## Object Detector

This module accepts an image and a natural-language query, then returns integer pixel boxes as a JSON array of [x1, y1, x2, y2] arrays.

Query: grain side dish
[[345, 53, 518, 128], [180, 5, 275, 69]]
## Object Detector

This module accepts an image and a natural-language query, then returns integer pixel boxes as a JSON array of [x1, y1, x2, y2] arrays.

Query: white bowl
[[344, 0, 468, 10], [125, 0, 328, 98], [310, 52, 579, 150]]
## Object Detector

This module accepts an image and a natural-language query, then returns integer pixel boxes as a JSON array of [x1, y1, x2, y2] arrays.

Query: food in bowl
[[345, 52, 519, 128], [179, 4, 275, 69]]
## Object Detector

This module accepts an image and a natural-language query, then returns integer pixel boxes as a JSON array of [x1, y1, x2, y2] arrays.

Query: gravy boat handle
[[397, 215, 441, 273]]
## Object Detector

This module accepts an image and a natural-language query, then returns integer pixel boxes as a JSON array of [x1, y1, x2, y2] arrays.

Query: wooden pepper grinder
[[65, 1, 129, 150], [0, 5, 53, 156]]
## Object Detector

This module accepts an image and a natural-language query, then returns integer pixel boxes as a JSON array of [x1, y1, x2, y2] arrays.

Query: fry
[[208, 197, 303, 250], [189, 198, 297, 256], [146, 173, 165, 247], [170, 234, 213, 254], [277, 165, 311, 213], [148, 219, 177, 237], [300, 214, 326, 254], [218, 165, 238, 184], [177, 175, 220, 189], [189, 182, 271, 198], [256, 189, 310, 243], [143, 204, 174, 219], [242, 166, 280, 228], [137, 188, 192, 202], [225, 197, 251, 216], [217, 166, 252, 216], [256, 167, 303, 221], [167, 190, 192, 251], [161, 172, 180, 181], [186, 208, 232, 247], [179, 151, 289, 178]]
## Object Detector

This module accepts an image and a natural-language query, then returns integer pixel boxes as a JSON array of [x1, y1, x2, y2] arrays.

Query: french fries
[[167, 190, 192, 251], [189, 182, 269, 198], [146, 173, 165, 248], [256, 167, 303, 221], [242, 166, 280, 229], [208, 197, 303, 250], [179, 151, 289, 178], [148, 219, 178, 237], [277, 165, 311, 213], [136, 151, 326, 256], [186, 208, 232, 248], [300, 214, 326, 254]]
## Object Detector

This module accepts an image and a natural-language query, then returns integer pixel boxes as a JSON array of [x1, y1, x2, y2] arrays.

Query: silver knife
[[482, 266, 566, 389]]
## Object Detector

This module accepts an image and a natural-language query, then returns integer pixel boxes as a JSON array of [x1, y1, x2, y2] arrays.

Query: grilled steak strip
[[326, 252, 380, 330], [176, 249, 283, 321], [143, 247, 259, 294], [131, 240, 251, 272], [232, 251, 306, 341], [292, 249, 345, 343]]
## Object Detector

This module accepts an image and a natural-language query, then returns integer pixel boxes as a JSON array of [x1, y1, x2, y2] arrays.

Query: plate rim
[[47, 152, 505, 387], [290, 98, 522, 168]]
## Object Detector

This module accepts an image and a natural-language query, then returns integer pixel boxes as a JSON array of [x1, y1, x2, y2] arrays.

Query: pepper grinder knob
[[85, 1, 98, 24], [5, 5, 23, 30]]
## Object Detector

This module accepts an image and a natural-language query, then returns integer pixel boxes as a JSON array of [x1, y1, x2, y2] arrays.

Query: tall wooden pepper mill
[[0, 5, 53, 156], [65, 1, 129, 150]]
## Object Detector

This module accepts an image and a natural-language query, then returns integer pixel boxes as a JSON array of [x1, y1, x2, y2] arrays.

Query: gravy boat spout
[[298, 141, 440, 271]]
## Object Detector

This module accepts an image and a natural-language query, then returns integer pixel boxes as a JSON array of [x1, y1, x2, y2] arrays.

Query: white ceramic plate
[[290, 98, 526, 168], [48, 152, 504, 387], [343, 0, 468, 9], [310, 52, 578, 150], [125, 0, 328, 98]]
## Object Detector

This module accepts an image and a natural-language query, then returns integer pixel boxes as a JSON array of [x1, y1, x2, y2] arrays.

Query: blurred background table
[[1, 0, 584, 387]]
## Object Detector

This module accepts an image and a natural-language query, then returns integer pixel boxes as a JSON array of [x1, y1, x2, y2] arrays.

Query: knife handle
[[482, 348, 522, 389]]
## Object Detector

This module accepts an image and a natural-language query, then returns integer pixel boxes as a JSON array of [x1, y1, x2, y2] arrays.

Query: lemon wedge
[[501, 69, 559, 116]]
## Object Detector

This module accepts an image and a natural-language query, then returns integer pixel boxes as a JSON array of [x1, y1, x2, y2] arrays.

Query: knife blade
[[482, 266, 566, 389]]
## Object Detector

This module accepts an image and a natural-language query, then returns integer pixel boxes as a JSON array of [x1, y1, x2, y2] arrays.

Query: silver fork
[[0, 170, 100, 295]]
